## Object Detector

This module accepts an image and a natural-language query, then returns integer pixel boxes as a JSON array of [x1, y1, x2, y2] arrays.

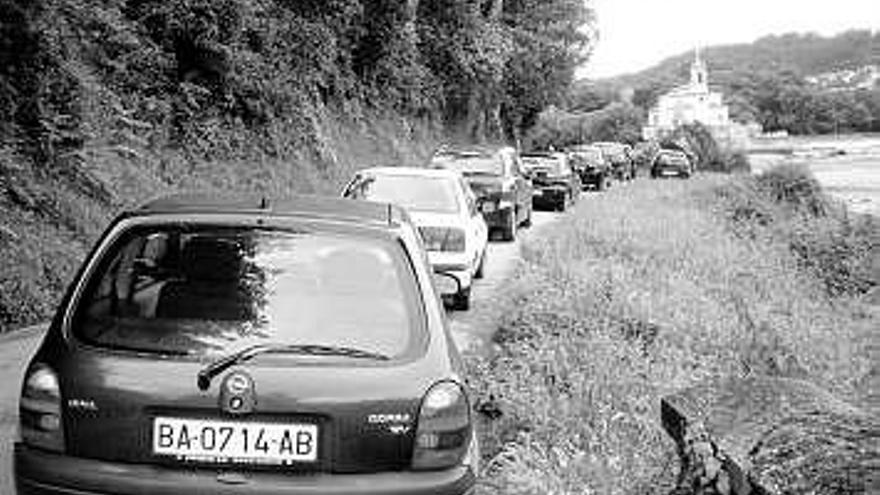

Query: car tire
[[596, 174, 606, 191], [500, 209, 516, 242], [474, 249, 486, 279], [453, 286, 471, 311]]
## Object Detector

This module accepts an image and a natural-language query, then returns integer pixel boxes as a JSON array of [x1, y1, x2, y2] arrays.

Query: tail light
[[412, 381, 472, 470], [19, 364, 64, 452], [419, 227, 466, 253]]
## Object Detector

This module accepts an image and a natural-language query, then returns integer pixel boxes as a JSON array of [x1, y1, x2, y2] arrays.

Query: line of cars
[[12, 140, 696, 495]]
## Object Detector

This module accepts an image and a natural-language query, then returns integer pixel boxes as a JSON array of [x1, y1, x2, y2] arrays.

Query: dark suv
[[430, 146, 532, 241], [14, 193, 478, 495], [567, 145, 611, 190], [521, 152, 581, 211], [593, 142, 636, 181]]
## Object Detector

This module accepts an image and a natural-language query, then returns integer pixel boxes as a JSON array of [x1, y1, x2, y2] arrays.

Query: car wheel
[[501, 209, 516, 242], [596, 174, 606, 191], [474, 249, 486, 279], [453, 286, 471, 311], [556, 197, 566, 212]]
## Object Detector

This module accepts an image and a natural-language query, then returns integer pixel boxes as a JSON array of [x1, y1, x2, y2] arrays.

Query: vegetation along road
[[1, 162, 876, 494]]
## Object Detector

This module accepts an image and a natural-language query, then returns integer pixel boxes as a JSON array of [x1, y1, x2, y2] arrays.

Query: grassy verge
[[467, 171, 877, 495]]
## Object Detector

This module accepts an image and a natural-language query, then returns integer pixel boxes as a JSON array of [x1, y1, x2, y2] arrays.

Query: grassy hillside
[[468, 170, 877, 494]]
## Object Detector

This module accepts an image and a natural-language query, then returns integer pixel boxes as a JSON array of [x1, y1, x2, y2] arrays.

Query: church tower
[[690, 46, 708, 90]]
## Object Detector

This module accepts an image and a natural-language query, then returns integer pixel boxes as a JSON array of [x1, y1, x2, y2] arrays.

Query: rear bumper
[[578, 170, 605, 184], [15, 444, 476, 495], [531, 187, 566, 208], [480, 206, 514, 229]]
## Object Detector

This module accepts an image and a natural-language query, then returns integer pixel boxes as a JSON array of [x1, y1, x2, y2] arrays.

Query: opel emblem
[[226, 373, 251, 395], [219, 371, 256, 415]]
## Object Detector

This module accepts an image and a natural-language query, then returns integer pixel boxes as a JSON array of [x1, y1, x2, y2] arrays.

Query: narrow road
[[448, 210, 561, 354], [0, 325, 45, 494]]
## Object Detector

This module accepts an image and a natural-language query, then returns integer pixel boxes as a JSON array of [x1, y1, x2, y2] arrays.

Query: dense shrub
[[664, 122, 751, 173], [525, 103, 645, 150], [468, 176, 876, 495], [716, 164, 878, 297]]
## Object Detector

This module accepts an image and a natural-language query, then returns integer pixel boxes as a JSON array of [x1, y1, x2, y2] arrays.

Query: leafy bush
[[525, 103, 645, 150]]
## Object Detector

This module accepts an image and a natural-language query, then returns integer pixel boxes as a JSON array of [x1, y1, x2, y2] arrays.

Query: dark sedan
[[14, 194, 478, 495], [651, 149, 694, 178], [567, 145, 612, 190], [431, 146, 533, 241], [521, 152, 581, 211]]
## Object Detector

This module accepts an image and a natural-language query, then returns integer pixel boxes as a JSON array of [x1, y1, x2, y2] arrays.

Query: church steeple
[[690, 46, 708, 89]]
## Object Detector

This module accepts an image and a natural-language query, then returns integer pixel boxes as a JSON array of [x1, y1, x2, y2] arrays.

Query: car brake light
[[412, 381, 472, 470], [20, 364, 64, 452]]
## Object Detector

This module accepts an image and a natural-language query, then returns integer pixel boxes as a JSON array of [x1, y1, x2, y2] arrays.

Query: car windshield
[[432, 153, 502, 176], [574, 148, 603, 162], [522, 156, 563, 174], [73, 226, 423, 359], [348, 174, 460, 214]]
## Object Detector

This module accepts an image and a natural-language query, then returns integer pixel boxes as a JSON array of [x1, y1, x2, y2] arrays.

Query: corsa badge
[[219, 371, 256, 415]]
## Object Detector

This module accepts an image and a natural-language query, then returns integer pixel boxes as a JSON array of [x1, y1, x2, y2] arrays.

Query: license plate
[[481, 202, 496, 213], [153, 417, 318, 464], [532, 190, 543, 197]]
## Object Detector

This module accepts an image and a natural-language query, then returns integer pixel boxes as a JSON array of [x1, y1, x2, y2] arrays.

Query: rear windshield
[[432, 154, 502, 176], [659, 153, 687, 164], [72, 226, 423, 359], [347, 174, 460, 214], [522, 156, 564, 175]]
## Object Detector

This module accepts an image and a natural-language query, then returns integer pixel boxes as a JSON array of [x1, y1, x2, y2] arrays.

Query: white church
[[642, 49, 757, 148]]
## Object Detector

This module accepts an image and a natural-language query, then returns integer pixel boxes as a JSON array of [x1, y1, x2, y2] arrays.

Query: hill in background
[[570, 30, 880, 135]]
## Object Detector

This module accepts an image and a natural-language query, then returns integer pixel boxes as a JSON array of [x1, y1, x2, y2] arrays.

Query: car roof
[[357, 166, 462, 180], [131, 192, 410, 227], [433, 144, 516, 157]]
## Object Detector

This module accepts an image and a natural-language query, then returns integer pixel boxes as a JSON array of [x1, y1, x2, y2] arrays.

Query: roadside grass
[[467, 173, 877, 495]]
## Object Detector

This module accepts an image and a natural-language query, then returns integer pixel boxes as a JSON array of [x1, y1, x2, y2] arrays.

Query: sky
[[580, 0, 880, 79]]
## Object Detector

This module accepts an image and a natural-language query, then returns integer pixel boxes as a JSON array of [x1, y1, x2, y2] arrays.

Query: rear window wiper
[[197, 343, 390, 390]]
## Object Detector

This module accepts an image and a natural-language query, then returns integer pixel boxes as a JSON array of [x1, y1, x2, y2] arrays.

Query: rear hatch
[[59, 222, 440, 473], [60, 352, 434, 473]]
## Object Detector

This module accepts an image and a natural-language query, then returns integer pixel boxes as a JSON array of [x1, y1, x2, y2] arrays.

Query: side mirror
[[432, 271, 462, 297]]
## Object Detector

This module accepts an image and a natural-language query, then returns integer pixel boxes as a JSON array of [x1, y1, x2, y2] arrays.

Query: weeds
[[468, 174, 876, 495]]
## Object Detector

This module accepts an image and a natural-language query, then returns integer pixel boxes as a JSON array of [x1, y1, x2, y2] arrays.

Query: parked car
[[520, 152, 581, 211], [651, 149, 694, 178], [567, 144, 612, 190], [593, 142, 637, 181], [342, 167, 488, 310], [14, 193, 479, 495], [430, 145, 532, 242]]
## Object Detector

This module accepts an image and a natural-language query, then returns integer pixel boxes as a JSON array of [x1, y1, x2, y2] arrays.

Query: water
[[748, 134, 880, 217]]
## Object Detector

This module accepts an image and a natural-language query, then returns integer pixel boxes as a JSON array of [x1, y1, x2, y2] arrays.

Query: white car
[[342, 167, 489, 310]]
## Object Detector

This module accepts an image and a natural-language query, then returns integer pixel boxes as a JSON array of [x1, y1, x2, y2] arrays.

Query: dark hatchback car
[[521, 152, 581, 211], [430, 146, 532, 241], [651, 149, 694, 178], [14, 194, 478, 495], [593, 142, 636, 181], [567, 145, 611, 190]]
